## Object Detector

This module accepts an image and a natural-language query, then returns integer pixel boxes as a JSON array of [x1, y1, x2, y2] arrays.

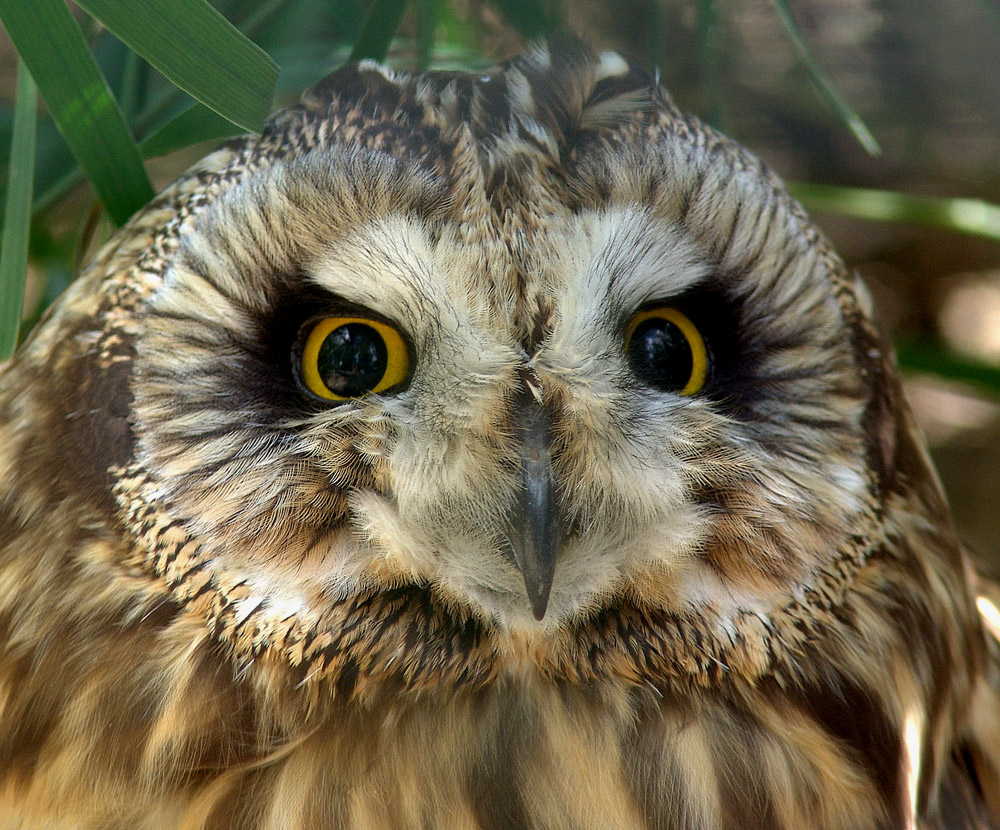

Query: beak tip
[[528, 587, 551, 621], [514, 545, 556, 621]]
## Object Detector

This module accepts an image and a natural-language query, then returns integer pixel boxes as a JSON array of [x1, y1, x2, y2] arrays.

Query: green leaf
[[74, 0, 278, 133], [117, 45, 148, 121], [416, 0, 439, 69], [486, 0, 552, 38], [0, 62, 36, 359], [349, 0, 409, 62], [239, 0, 298, 38], [768, 0, 881, 156], [789, 182, 1000, 242], [897, 341, 1000, 397], [140, 102, 246, 158], [695, 0, 725, 129], [0, 0, 154, 226]]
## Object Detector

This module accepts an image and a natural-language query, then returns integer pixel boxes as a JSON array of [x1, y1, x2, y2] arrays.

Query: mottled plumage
[[1, 40, 998, 829]]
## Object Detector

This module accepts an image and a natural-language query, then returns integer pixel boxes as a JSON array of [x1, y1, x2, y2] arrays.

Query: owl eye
[[624, 306, 709, 396], [299, 316, 410, 401]]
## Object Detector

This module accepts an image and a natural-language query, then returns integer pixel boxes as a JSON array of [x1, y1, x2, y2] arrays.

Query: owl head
[[10, 39, 959, 697]]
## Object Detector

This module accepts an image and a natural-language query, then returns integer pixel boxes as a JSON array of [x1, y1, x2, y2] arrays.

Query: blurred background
[[1, 0, 998, 565]]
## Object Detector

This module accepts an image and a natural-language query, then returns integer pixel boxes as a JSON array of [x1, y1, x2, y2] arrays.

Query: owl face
[[6, 43, 914, 702], [108, 43, 879, 666]]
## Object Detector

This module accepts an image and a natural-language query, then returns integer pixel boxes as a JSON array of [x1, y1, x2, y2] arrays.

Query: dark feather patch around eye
[[623, 283, 818, 424], [211, 279, 343, 419], [246, 277, 416, 412], [627, 290, 737, 400], [671, 278, 856, 426]]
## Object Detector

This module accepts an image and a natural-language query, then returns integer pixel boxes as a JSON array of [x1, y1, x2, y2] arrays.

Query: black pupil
[[627, 317, 694, 392], [316, 323, 388, 397]]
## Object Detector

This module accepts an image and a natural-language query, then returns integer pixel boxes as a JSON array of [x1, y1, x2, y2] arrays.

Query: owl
[[0, 38, 998, 830]]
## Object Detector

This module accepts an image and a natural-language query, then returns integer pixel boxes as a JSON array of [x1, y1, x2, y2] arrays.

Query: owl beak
[[507, 384, 561, 621]]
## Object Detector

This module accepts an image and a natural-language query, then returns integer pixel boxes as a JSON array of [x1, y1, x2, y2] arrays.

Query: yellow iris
[[301, 316, 409, 401], [624, 306, 708, 396]]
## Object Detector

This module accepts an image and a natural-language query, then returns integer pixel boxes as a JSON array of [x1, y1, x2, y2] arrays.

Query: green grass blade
[[416, 0, 438, 69], [140, 102, 246, 158], [349, 0, 409, 62], [238, 0, 295, 37], [768, 0, 881, 156], [117, 46, 147, 121], [0, 0, 154, 226], [486, 0, 552, 38], [695, 0, 724, 129], [0, 62, 36, 359], [790, 182, 1000, 242], [897, 341, 1000, 397], [75, 0, 278, 133]]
